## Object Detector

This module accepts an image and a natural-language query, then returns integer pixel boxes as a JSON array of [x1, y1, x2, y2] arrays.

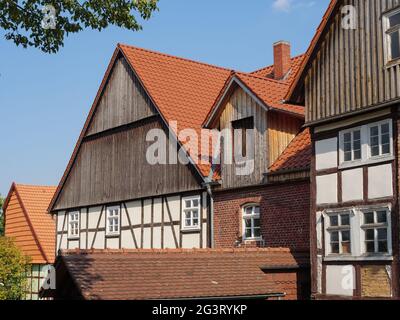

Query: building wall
[[4, 191, 45, 264], [56, 191, 209, 251], [213, 180, 310, 250], [305, 0, 400, 124], [311, 110, 398, 299]]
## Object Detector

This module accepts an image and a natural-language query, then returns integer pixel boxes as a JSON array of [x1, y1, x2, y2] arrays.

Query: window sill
[[324, 254, 393, 262], [338, 155, 394, 170], [67, 236, 79, 241], [106, 233, 120, 238], [181, 228, 201, 234], [243, 238, 263, 242]]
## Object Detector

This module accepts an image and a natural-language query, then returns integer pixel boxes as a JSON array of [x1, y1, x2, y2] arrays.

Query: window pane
[[330, 216, 339, 227], [342, 230, 350, 242], [192, 199, 199, 207], [340, 214, 350, 226], [185, 200, 191, 208], [377, 228, 387, 240], [378, 241, 388, 253], [382, 142, 391, 154], [370, 126, 379, 137], [185, 211, 191, 219], [245, 228, 252, 238], [254, 206, 260, 214], [253, 218, 261, 228], [344, 151, 352, 162], [331, 243, 339, 254], [342, 241, 351, 254], [377, 211, 387, 223], [192, 210, 199, 219], [390, 31, 400, 60], [344, 132, 351, 145], [381, 123, 390, 134], [185, 219, 191, 227], [366, 241, 375, 253], [353, 130, 361, 141], [364, 212, 374, 224], [389, 12, 400, 28], [331, 231, 339, 242], [245, 219, 251, 228], [354, 149, 361, 160], [245, 207, 253, 215], [253, 228, 261, 238], [365, 229, 375, 240], [193, 219, 199, 226]]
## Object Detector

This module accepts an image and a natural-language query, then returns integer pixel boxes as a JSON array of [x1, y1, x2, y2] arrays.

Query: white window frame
[[383, 7, 400, 64], [324, 210, 354, 256], [339, 126, 363, 165], [242, 204, 262, 241], [181, 196, 201, 231], [366, 120, 393, 160], [323, 205, 393, 261], [68, 211, 80, 239], [360, 208, 392, 256], [106, 206, 121, 237], [338, 119, 393, 168]]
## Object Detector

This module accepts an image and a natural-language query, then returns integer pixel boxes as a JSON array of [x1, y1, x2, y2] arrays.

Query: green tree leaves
[[0, 0, 159, 53]]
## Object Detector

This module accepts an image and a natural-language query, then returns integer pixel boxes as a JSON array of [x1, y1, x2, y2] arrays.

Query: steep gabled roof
[[54, 248, 309, 300], [3, 183, 56, 263], [204, 72, 304, 128], [251, 54, 306, 84], [286, 0, 341, 102], [269, 128, 311, 173], [49, 45, 232, 211]]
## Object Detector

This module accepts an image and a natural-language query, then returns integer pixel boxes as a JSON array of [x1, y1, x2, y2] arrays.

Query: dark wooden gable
[[303, 0, 400, 124], [52, 54, 203, 211]]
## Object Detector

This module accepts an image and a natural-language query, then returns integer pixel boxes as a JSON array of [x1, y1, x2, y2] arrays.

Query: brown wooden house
[[287, 0, 400, 299]]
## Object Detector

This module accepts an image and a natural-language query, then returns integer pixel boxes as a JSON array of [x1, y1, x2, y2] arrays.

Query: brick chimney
[[273, 41, 291, 80]]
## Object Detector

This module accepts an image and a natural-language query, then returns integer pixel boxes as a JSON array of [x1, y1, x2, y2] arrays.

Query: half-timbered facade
[[288, 0, 400, 299], [3, 183, 56, 300]]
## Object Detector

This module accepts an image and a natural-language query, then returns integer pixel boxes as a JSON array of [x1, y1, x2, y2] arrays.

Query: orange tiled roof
[[251, 54, 305, 84], [3, 183, 56, 263], [56, 248, 309, 300], [286, 0, 340, 101], [269, 128, 311, 173], [235, 73, 305, 116]]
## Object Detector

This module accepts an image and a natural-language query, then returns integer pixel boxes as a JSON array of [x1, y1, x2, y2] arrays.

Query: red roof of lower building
[[55, 248, 309, 300]]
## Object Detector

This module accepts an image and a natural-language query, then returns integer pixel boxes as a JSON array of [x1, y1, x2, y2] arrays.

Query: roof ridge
[[236, 71, 290, 86], [250, 53, 306, 75], [118, 43, 236, 73], [14, 183, 57, 189]]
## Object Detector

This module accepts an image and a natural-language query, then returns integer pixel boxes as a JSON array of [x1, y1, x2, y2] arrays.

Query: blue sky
[[0, 0, 329, 196]]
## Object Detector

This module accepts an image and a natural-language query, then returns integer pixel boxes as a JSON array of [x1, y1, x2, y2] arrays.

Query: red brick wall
[[213, 180, 310, 250]]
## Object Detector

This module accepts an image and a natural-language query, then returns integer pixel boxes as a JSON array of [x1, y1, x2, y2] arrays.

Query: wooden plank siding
[[268, 112, 303, 166], [4, 191, 45, 264], [305, 0, 400, 125], [218, 86, 268, 189], [86, 56, 157, 136], [53, 117, 203, 210]]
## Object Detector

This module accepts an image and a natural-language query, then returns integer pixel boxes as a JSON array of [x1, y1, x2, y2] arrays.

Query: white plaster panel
[[153, 198, 162, 224], [316, 174, 338, 204], [57, 211, 66, 231], [106, 237, 119, 249], [92, 231, 105, 249], [316, 138, 338, 170], [368, 164, 393, 199], [88, 207, 102, 229], [127, 201, 142, 225], [202, 192, 208, 220], [316, 212, 323, 250], [80, 210, 87, 232], [56, 234, 61, 251], [69, 239, 79, 250], [202, 223, 208, 248], [342, 168, 364, 202], [80, 232, 87, 250], [153, 226, 162, 249], [143, 228, 151, 248], [143, 199, 152, 224], [166, 196, 181, 221], [181, 233, 199, 249], [164, 226, 176, 249], [121, 230, 135, 249], [326, 265, 355, 297], [317, 255, 323, 294], [133, 228, 141, 248], [59, 234, 67, 250]]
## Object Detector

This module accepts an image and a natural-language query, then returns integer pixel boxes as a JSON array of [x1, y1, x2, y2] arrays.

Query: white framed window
[[242, 205, 261, 240], [106, 206, 120, 236], [182, 196, 201, 230], [340, 128, 362, 163], [326, 212, 351, 255], [68, 211, 80, 239], [323, 206, 392, 261], [367, 120, 393, 158], [339, 119, 393, 167], [361, 209, 391, 255], [384, 8, 400, 63]]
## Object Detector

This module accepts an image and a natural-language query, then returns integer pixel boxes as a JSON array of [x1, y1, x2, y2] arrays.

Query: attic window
[[384, 9, 400, 62], [68, 211, 80, 239], [232, 116, 254, 158]]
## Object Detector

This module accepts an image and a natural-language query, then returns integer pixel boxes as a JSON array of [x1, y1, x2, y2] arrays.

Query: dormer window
[[384, 8, 400, 62], [232, 116, 254, 158]]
